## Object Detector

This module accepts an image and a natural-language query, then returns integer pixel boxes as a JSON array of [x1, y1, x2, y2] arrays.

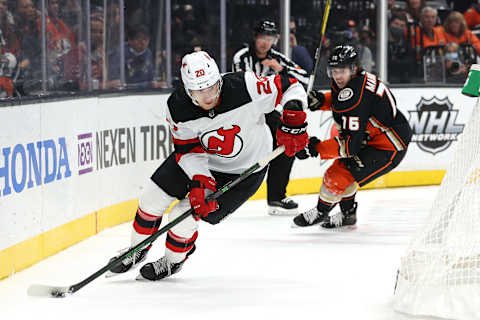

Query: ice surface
[[0, 186, 443, 320]]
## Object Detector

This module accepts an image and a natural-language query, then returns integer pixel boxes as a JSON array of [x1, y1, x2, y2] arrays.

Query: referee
[[232, 20, 309, 215]]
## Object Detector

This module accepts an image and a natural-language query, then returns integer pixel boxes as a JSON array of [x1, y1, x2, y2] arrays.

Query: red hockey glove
[[276, 101, 309, 157], [189, 175, 218, 219]]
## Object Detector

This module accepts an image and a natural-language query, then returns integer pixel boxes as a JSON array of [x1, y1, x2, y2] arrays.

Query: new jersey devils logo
[[200, 125, 243, 158]]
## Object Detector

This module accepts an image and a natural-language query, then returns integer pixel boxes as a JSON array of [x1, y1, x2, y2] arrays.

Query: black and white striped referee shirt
[[232, 44, 309, 87]]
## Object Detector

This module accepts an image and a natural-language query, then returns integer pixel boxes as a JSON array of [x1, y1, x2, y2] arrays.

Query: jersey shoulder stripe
[[273, 73, 298, 106]]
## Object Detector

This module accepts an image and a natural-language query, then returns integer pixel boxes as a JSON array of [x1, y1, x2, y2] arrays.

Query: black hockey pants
[[151, 153, 267, 225]]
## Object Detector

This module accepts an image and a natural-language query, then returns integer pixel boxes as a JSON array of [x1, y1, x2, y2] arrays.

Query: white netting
[[393, 101, 480, 320]]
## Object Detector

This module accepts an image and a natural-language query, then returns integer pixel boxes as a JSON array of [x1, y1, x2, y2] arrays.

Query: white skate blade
[[268, 207, 298, 216]]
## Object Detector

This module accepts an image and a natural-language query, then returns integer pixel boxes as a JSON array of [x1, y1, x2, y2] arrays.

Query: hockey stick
[[306, 0, 332, 95], [27, 145, 285, 298]]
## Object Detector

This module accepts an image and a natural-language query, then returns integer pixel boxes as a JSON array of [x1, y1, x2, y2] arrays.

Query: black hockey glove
[[295, 136, 321, 159], [308, 90, 325, 111]]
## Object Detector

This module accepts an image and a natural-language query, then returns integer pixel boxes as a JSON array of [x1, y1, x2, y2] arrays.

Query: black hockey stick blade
[[26, 146, 285, 298]]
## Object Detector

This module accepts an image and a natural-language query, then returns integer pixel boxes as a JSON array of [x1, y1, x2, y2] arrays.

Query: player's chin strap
[[27, 145, 286, 298]]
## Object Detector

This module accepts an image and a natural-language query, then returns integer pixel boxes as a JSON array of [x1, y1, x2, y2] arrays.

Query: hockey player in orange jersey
[[293, 45, 412, 229]]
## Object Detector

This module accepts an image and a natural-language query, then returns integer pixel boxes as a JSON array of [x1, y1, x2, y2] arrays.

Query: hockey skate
[[137, 245, 196, 281], [268, 197, 299, 216], [105, 245, 151, 277], [137, 256, 185, 281], [321, 202, 357, 230], [292, 206, 327, 227]]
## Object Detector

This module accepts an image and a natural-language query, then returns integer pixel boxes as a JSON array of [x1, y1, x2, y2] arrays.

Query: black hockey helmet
[[327, 45, 359, 77], [254, 20, 278, 36], [328, 45, 358, 68]]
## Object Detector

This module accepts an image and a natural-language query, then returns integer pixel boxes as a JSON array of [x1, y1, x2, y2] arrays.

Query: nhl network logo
[[408, 96, 464, 155]]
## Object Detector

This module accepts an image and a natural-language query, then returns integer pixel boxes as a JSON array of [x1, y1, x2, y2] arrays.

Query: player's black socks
[[339, 194, 356, 213]]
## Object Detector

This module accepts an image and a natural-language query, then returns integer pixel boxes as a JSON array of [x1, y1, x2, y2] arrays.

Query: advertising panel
[[0, 95, 172, 251], [290, 87, 475, 180], [0, 87, 476, 276]]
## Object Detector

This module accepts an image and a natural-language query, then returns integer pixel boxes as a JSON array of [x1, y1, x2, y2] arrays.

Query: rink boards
[[0, 87, 476, 279]]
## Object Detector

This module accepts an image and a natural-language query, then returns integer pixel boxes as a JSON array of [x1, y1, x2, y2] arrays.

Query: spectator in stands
[[14, 0, 44, 95], [106, 2, 121, 56], [409, 7, 446, 54], [406, 6, 446, 80], [78, 13, 107, 90], [390, 0, 408, 18], [0, 0, 17, 97], [406, 0, 427, 25], [0, 0, 16, 53], [351, 27, 374, 72], [405, 0, 426, 55], [61, 0, 82, 37], [43, 0, 79, 90], [289, 19, 310, 54], [442, 11, 480, 54], [463, 3, 480, 30], [388, 14, 415, 83], [44, 0, 76, 46], [108, 24, 154, 90], [289, 31, 313, 73], [444, 41, 469, 83]]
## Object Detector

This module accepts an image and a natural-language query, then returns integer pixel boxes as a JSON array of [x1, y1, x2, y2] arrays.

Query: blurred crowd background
[[0, 0, 478, 100]]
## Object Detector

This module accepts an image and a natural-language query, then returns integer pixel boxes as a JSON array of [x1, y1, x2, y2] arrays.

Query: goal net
[[393, 97, 480, 319]]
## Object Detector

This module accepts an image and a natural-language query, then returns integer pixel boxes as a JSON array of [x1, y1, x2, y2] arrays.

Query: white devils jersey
[[165, 71, 307, 179]]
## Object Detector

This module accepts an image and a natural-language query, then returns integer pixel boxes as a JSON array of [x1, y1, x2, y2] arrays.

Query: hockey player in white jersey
[[107, 51, 308, 281]]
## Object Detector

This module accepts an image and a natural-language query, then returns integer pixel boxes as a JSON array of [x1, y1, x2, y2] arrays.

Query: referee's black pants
[[265, 110, 295, 202]]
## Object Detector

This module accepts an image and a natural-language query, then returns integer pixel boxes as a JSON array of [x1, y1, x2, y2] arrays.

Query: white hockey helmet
[[181, 51, 222, 105]]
